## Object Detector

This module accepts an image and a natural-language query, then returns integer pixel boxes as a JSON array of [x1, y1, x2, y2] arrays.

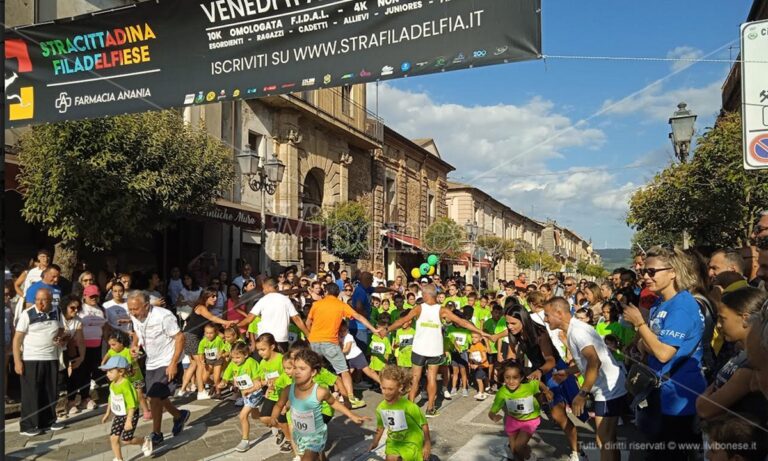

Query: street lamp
[[668, 102, 697, 163], [465, 220, 478, 285], [668, 102, 696, 249], [237, 148, 286, 275]]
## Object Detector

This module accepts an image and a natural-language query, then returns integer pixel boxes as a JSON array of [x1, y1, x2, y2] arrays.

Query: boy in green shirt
[[470, 294, 492, 329], [403, 292, 416, 310], [104, 331, 150, 420], [369, 318, 393, 373], [446, 307, 473, 397], [219, 343, 266, 453], [393, 319, 416, 369], [198, 324, 226, 397], [100, 355, 151, 459], [482, 304, 507, 391]]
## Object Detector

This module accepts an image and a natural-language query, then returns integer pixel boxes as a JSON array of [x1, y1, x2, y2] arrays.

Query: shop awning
[[199, 199, 327, 240], [444, 252, 492, 269], [381, 230, 425, 252]]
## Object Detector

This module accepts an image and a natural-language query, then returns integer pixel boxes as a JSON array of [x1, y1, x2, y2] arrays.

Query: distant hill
[[595, 249, 633, 271]]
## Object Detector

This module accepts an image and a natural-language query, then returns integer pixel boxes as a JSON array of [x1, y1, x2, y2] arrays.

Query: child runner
[[198, 324, 226, 398], [254, 333, 289, 448], [393, 319, 415, 369], [483, 303, 507, 391], [221, 325, 246, 362], [471, 295, 491, 329], [404, 293, 416, 310], [219, 342, 265, 452], [369, 319, 393, 377], [100, 355, 152, 459], [102, 331, 151, 420], [468, 332, 490, 400], [271, 349, 368, 461], [488, 362, 553, 461], [446, 308, 472, 397], [340, 321, 381, 385], [369, 365, 431, 461]]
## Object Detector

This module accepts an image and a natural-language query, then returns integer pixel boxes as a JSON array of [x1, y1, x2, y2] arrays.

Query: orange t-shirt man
[[307, 295, 357, 344]]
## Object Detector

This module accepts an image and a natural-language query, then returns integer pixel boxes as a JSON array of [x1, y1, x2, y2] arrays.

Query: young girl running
[[102, 331, 151, 420], [369, 365, 431, 461], [198, 324, 226, 398], [100, 355, 152, 460], [218, 342, 265, 452], [254, 333, 290, 448], [488, 362, 553, 461], [271, 349, 369, 461]]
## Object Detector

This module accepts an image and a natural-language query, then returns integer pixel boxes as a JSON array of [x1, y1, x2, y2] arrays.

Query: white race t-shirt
[[343, 333, 364, 359], [78, 303, 107, 345], [131, 306, 181, 371], [16, 307, 63, 361], [566, 318, 627, 401], [104, 300, 132, 333], [249, 292, 299, 343]]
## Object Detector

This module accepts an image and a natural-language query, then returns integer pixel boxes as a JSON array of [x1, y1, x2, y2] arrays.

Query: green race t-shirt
[[198, 335, 225, 360], [483, 317, 507, 354], [108, 377, 138, 416], [595, 321, 635, 347], [221, 338, 247, 354], [369, 335, 392, 372], [444, 296, 468, 308], [315, 368, 337, 417], [490, 381, 542, 421], [445, 325, 471, 353], [106, 348, 143, 382], [471, 304, 492, 329], [258, 353, 285, 401], [395, 327, 415, 368], [222, 357, 261, 390], [376, 397, 427, 449]]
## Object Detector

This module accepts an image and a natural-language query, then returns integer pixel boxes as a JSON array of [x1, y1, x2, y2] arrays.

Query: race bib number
[[204, 348, 219, 360], [292, 408, 316, 434], [506, 396, 535, 415], [235, 374, 254, 390], [110, 393, 127, 416], [452, 334, 467, 346], [265, 371, 280, 380], [398, 335, 413, 347], [469, 351, 483, 363], [380, 409, 408, 432], [371, 342, 386, 355]]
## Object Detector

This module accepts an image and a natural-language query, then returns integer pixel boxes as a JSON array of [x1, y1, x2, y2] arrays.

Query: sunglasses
[[638, 267, 673, 278], [82, 278, 94, 282], [565, 283, 575, 287]]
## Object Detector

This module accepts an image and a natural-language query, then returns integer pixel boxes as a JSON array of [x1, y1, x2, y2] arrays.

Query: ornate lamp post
[[237, 148, 286, 275], [668, 102, 697, 248]]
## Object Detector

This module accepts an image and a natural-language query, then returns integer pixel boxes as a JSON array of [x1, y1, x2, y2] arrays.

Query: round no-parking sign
[[749, 134, 768, 164]]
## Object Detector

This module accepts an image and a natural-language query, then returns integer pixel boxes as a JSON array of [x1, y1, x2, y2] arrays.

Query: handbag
[[625, 336, 703, 400]]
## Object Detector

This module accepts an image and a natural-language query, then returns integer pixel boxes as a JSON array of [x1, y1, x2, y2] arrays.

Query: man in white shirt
[[13, 288, 65, 435], [544, 297, 627, 461], [128, 290, 189, 455], [237, 277, 310, 352]]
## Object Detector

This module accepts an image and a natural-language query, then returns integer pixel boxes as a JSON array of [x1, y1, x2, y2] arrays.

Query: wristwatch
[[577, 389, 588, 398], [634, 322, 645, 332]]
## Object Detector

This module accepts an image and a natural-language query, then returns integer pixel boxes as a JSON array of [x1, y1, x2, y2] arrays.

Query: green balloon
[[427, 254, 439, 266], [419, 263, 431, 275]]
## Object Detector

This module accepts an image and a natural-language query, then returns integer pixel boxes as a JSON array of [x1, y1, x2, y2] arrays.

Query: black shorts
[[347, 353, 368, 370], [594, 394, 629, 417], [411, 352, 443, 367], [451, 351, 469, 367], [145, 363, 182, 400], [261, 398, 277, 417], [111, 412, 140, 441], [205, 358, 225, 367]]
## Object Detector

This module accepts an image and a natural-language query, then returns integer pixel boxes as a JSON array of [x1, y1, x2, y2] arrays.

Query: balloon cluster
[[410, 254, 439, 279]]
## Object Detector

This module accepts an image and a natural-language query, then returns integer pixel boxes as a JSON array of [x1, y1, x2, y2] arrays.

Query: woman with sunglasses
[[70, 284, 108, 412], [61, 295, 87, 415], [623, 246, 706, 461]]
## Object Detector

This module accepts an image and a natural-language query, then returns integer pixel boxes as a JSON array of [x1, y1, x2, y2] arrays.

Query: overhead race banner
[[4, 0, 541, 127]]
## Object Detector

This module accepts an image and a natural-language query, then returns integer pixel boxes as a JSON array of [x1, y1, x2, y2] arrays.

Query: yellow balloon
[[427, 266, 435, 276], [411, 268, 421, 279]]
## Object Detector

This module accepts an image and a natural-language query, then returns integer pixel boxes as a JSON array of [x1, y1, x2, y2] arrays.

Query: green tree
[[628, 112, 768, 247], [17, 110, 234, 278], [585, 264, 609, 278], [424, 218, 465, 259], [577, 259, 589, 275], [475, 235, 516, 272], [320, 201, 371, 263]]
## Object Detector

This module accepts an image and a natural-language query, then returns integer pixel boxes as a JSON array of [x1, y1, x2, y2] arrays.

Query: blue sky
[[368, 1, 751, 249]]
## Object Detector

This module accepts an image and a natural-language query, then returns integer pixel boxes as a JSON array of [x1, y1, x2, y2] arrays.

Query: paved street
[[6, 384, 645, 461]]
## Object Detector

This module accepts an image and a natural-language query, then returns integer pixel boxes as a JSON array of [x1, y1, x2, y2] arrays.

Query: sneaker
[[234, 397, 244, 407], [450, 388, 457, 396], [171, 409, 190, 437], [142, 436, 154, 457], [275, 430, 285, 446], [68, 404, 81, 416], [235, 439, 250, 452], [443, 390, 452, 400], [143, 410, 152, 421], [568, 451, 581, 461], [425, 408, 439, 418], [149, 432, 164, 445], [474, 392, 487, 401], [461, 388, 469, 397], [20, 428, 42, 437], [174, 389, 186, 398], [85, 399, 97, 410], [50, 420, 66, 431], [348, 396, 366, 409], [279, 440, 293, 453], [196, 391, 210, 401]]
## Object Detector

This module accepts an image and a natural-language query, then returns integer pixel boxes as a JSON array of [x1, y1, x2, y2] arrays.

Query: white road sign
[[741, 19, 768, 170]]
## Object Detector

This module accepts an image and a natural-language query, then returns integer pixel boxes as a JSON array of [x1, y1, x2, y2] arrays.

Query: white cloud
[[667, 46, 704, 72], [600, 79, 722, 122]]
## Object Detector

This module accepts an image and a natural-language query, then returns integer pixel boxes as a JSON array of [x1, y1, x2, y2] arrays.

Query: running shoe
[[142, 436, 154, 457], [425, 408, 439, 418], [443, 390, 452, 400], [235, 439, 250, 452], [279, 440, 293, 453], [474, 392, 487, 401], [50, 420, 66, 431], [171, 409, 190, 436], [275, 430, 285, 446], [85, 399, 97, 410], [348, 396, 366, 409], [196, 390, 211, 401], [20, 428, 42, 437]]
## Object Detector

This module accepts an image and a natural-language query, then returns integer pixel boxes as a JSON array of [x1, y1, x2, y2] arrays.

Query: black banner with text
[[4, 0, 541, 127]]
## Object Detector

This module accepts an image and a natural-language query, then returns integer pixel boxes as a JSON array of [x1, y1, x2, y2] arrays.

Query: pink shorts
[[504, 416, 540, 435]]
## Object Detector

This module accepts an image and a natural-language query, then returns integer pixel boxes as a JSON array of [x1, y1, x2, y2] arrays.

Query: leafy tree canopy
[[320, 201, 371, 263], [475, 235, 516, 271], [424, 218, 465, 259]]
